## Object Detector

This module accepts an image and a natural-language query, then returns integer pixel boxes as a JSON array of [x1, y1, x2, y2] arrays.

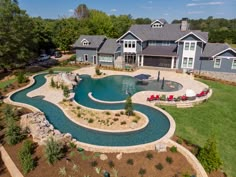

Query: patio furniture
[[167, 95, 174, 101], [181, 95, 188, 101], [196, 91, 205, 97], [155, 95, 160, 100], [147, 95, 155, 101]]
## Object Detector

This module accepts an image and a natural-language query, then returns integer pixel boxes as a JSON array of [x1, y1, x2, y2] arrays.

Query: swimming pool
[[74, 75, 182, 101], [11, 74, 174, 147]]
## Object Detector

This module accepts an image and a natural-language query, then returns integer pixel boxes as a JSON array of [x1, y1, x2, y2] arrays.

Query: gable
[[214, 48, 236, 58], [176, 32, 207, 43], [116, 31, 142, 42]]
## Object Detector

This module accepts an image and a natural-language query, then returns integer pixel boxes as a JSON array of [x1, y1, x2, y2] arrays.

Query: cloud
[[186, 1, 224, 6], [148, 1, 153, 4], [68, 9, 74, 13], [163, 13, 169, 16], [110, 9, 117, 12], [188, 11, 204, 14]]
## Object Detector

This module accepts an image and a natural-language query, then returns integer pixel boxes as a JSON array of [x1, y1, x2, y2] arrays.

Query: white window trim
[[231, 59, 236, 69], [184, 41, 197, 51], [123, 40, 137, 49], [214, 58, 221, 68], [181, 57, 194, 69], [84, 54, 88, 61]]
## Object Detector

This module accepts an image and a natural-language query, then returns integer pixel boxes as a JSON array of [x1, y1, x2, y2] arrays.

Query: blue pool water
[[11, 74, 172, 147], [75, 75, 182, 101]]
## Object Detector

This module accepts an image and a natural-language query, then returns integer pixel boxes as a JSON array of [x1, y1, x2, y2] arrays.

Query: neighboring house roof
[[73, 35, 106, 48], [98, 39, 120, 54], [201, 43, 230, 57], [138, 45, 177, 57], [124, 24, 208, 42]]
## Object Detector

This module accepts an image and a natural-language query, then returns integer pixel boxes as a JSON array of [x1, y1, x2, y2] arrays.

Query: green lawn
[[230, 44, 236, 48], [161, 79, 236, 177], [0, 78, 16, 89]]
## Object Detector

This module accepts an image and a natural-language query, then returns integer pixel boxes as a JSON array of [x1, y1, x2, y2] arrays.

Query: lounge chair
[[167, 95, 174, 101], [181, 95, 188, 101], [147, 95, 155, 101], [155, 95, 160, 100], [196, 91, 205, 97]]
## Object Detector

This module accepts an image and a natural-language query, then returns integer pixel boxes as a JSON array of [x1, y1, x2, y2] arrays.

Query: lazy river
[[11, 74, 173, 147]]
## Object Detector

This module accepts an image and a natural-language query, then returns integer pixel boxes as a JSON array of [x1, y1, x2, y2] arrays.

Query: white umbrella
[[185, 89, 196, 97]]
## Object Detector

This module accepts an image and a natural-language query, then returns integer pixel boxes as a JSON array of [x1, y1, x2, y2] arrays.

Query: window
[[83, 41, 89, 46], [190, 42, 195, 51], [124, 40, 136, 49], [183, 57, 188, 67], [184, 42, 189, 50], [232, 59, 236, 69], [162, 41, 170, 46], [84, 54, 88, 61], [152, 23, 162, 28], [149, 41, 157, 46], [214, 58, 221, 68], [188, 58, 193, 68], [182, 57, 194, 68]]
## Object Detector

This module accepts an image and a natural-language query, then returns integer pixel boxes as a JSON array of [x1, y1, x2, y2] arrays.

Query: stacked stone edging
[[166, 139, 208, 177], [195, 70, 236, 83], [0, 144, 24, 177]]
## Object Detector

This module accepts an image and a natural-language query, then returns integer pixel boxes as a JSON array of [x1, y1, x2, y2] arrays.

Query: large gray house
[[73, 19, 236, 75]]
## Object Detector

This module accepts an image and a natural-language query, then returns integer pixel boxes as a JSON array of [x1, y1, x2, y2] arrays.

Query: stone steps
[[176, 102, 193, 108]]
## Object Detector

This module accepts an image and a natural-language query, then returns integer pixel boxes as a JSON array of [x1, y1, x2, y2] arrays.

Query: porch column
[[141, 55, 144, 66], [171, 56, 175, 69]]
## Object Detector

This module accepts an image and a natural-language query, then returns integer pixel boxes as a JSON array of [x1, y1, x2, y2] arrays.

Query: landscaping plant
[[44, 137, 63, 164], [124, 96, 134, 116]]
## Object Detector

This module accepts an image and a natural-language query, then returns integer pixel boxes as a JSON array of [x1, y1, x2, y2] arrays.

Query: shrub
[[127, 159, 134, 165], [120, 111, 124, 115], [44, 137, 63, 164], [160, 95, 166, 101], [90, 160, 98, 167], [166, 156, 173, 164], [170, 146, 178, 153], [17, 72, 27, 84], [146, 152, 153, 160], [115, 113, 120, 116], [108, 160, 115, 168], [197, 137, 223, 173], [77, 113, 81, 118], [120, 121, 126, 125], [155, 163, 163, 170], [5, 119, 22, 145], [113, 118, 119, 121], [177, 138, 183, 144], [19, 140, 35, 174], [105, 111, 111, 115], [88, 118, 94, 123], [124, 96, 134, 116], [138, 168, 146, 176], [69, 142, 76, 149], [58, 167, 67, 176], [95, 67, 102, 75]]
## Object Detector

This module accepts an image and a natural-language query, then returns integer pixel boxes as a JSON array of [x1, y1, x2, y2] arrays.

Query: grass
[[0, 78, 16, 89], [161, 79, 236, 177], [229, 44, 236, 48]]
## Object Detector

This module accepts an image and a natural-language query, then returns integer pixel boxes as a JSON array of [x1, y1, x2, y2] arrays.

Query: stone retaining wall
[[195, 70, 236, 83]]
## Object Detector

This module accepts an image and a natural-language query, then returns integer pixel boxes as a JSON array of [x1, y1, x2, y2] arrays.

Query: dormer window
[[152, 23, 163, 28], [81, 39, 90, 46]]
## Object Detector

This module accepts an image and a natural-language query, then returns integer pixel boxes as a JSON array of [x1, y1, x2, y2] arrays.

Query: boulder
[[116, 153, 122, 160], [100, 154, 108, 161]]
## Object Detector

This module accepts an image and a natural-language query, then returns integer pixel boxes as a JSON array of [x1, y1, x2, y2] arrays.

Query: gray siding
[[193, 42, 204, 69], [197, 58, 236, 73], [181, 34, 202, 41], [122, 33, 140, 40], [76, 48, 97, 63]]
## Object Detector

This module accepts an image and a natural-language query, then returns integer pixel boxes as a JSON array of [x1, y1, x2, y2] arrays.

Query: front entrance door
[[93, 56, 97, 64]]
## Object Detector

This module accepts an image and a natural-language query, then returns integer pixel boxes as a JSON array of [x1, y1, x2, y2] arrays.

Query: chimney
[[181, 18, 188, 31]]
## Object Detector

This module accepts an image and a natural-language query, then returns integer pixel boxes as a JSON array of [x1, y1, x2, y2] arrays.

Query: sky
[[19, 0, 236, 22]]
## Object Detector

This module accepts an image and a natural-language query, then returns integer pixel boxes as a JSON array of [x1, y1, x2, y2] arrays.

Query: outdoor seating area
[[146, 88, 210, 103]]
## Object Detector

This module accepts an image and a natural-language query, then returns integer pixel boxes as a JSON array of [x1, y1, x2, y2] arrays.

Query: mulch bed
[[4, 140, 196, 177]]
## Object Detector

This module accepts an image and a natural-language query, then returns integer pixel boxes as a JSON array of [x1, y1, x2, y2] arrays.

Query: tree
[[44, 137, 63, 164], [63, 86, 70, 98], [197, 137, 223, 173], [74, 4, 89, 19], [0, 0, 36, 70], [124, 96, 134, 116]]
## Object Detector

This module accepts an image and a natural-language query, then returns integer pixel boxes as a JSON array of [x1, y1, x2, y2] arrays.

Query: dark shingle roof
[[98, 39, 120, 54], [128, 24, 208, 42], [138, 45, 177, 56], [73, 35, 106, 48], [201, 43, 230, 57]]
